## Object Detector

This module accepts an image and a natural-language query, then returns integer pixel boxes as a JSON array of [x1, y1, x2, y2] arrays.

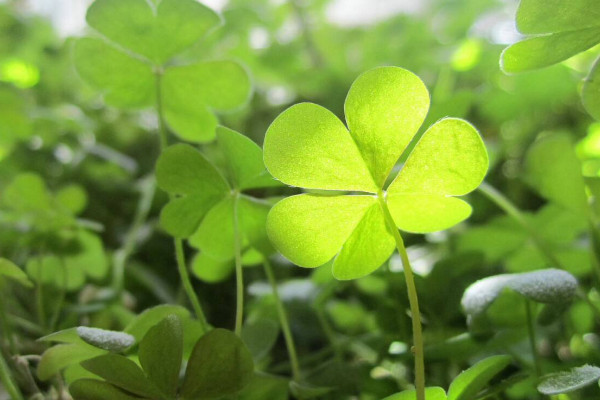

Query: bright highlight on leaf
[[74, 0, 251, 142], [264, 66, 488, 280]]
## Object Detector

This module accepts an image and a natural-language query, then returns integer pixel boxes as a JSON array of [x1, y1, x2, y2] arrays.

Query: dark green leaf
[[138, 315, 183, 398], [180, 328, 254, 399]]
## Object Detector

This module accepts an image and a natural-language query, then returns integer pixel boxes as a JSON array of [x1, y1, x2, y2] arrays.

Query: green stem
[[377, 192, 425, 400], [478, 182, 566, 270], [175, 238, 208, 332], [0, 350, 24, 400], [112, 176, 157, 295], [263, 257, 301, 381], [154, 70, 208, 332], [233, 193, 244, 336], [525, 300, 541, 379]]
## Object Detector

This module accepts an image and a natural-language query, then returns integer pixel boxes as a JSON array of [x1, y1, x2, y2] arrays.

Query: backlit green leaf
[[344, 66, 430, 187], [264, 102, 377, 192], [266, 194, 375, 268], [138, 315, 183, 398], [516, 0, 600, 34], [180, 328, 254, 399], [447, 355, 512, 400], [332, 203, 394, 280], [387, 118, 487, 233], [86, 0, 220, 64], [537, 365, 600, 395], [501, 27, 600, 73]]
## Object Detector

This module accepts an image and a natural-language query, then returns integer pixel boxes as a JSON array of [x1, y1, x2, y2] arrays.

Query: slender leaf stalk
[[478, 182, 566, 270], [525, 299, 542, 379], [233, 192, 244, 336], [155, 70, 208, 332], [0, 350, 24, 400], [263, 257, 301, 381], [112, 176, 156, 295], [377, 191, 425, 400]]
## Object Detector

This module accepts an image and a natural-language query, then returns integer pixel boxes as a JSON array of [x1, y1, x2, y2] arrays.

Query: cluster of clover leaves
[[501, 0, 600, 120], [43, 0, 585, 398], [37, 313, 253, 400], [74, 0, 251, 143]]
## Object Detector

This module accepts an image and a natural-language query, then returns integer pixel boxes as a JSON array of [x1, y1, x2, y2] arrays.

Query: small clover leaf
[[263, 66, 488, 280], [74, 0, 251, 142], [156, 127, 275, 259]]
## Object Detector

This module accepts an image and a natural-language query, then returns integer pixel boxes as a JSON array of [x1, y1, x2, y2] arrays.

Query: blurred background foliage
[[2, 0, 600, 399]]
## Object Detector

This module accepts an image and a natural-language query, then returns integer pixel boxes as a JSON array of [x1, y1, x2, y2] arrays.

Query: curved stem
[[0, 350, 24, 400], [263, 257, 301, 381], [233, 193, 244, 336], [478, 182, 566, 270], [525, 300, 541, 379], [0, 296, 16, 354], [155, 70, 208, 332], [377, 192, 425, 400]]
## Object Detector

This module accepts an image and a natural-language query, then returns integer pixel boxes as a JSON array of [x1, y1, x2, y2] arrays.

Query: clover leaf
[[501, 0, 600, 119], [263, 66, 488, 280], [156, 127, 276, 260], [74, 0, 251, 142]]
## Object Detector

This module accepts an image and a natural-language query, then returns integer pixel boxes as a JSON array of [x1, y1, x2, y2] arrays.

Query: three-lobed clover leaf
[[263, 66, 488, 280], [156, 127, 277, 261], [74, 0, 251, 142], [501, 0, 600, 119]]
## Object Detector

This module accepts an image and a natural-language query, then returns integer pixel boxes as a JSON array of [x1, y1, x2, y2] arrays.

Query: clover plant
[[263, 66, 489, 399], [502, 0, 600, 120], [74, 0, 251, 143], [62, 315, 254, 400]]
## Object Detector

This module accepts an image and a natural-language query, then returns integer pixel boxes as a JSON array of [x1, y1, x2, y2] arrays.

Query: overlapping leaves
[[156, 127, 276, 262], [67, 315, 254, 400], [74, 0, 251, 142], [263, 66, 488, 280], [501, 0, 600, 119]]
